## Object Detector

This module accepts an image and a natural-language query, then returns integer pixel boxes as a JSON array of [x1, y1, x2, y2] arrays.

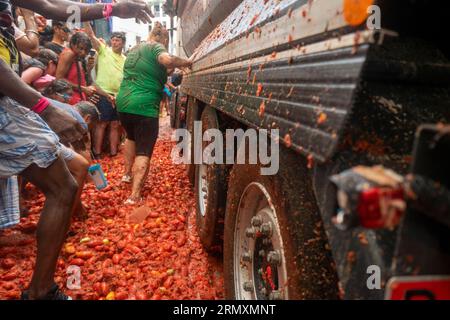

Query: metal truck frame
[[165, 0, 450, 300]]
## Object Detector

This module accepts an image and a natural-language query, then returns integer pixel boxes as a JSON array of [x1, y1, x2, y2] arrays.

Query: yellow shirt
[[95, 42, 126, 95], [0, 28, 20, 75]]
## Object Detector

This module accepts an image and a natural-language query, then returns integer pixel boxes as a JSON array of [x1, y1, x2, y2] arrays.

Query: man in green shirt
[[116, 22, 193, 204], [85, 22, 126, 158]]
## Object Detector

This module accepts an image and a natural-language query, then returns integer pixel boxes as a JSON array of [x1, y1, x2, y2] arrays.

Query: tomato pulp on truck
[[165, 0, 450, 300]]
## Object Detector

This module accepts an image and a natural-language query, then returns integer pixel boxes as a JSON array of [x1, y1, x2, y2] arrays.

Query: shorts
[[0, 176, 20, 229], [60, 144, 76, 162], [0, 97, 70, 229], [119, 112, 159, 157], [0, 97, 61, 178], [97, 96, 119, 122]]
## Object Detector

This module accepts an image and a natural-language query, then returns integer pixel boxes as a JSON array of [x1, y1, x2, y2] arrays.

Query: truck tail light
[[357, 187, 406, 229]]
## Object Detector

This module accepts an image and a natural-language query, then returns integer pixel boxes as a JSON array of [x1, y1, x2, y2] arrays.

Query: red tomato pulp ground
[[0, 117, 224, 300]]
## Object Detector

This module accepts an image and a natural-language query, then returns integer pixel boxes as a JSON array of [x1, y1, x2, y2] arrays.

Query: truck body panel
[[168, 0, 450, 299]]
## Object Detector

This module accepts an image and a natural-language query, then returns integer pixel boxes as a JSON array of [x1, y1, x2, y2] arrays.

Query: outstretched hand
[[113, 0, 154, 24], [40, 104, 86, 145]]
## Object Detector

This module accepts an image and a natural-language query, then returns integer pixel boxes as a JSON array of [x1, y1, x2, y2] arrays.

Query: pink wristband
[[103, 4, 113, 20], [31, 98, 50, 114]]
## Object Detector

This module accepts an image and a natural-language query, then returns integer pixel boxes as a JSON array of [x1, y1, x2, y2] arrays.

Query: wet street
[[0, 117, 224, 300]]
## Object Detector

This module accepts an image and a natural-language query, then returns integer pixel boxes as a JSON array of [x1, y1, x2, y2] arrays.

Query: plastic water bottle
[[88, 164, 108, 190], [163, 86, 172, 98]]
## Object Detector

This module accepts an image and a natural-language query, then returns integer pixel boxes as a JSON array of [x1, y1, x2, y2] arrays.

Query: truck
[[164, 0, 450, 300]]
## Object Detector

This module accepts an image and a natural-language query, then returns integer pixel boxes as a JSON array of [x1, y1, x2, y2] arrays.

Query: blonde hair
[[149, 22, 169, 47]]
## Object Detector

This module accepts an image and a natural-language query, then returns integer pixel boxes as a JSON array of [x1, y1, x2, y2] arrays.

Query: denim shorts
[[96, 95, 119, 122]]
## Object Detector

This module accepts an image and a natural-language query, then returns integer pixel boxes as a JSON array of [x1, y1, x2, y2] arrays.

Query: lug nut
[[242, 251, 252, 263], [261, 222, 273, 238], [245, 227, 256, 239], [202, 187, 208, 193], [259, 250, 266, 258], [251, 216, 263, 227], [269, 290, 282, 300], [202, 175, 207, 180], [262, 238, 271, 246], [260, 288, 268, 296], [243, 281, 253, 292], [267, 250, 281, 266]]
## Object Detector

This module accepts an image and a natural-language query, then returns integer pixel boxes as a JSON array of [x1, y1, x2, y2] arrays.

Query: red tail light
[[357, 188, 405, 229]]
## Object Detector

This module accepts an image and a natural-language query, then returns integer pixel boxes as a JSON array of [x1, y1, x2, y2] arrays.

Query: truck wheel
[[169, 93, 176, 129], [195, 106, 227, 251], [186, 97, 200, 185], [224, 149, 339, 300]]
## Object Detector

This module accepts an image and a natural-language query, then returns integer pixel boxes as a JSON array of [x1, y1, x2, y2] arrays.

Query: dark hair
[[75, 101, 100, 122], [36, 48, 59, 66], [52, 21, 70, 32], [70, 32, 92, 51], [43, 79, 72, 96], [111, 32, 126, 43], [70, 32, 92, 95]]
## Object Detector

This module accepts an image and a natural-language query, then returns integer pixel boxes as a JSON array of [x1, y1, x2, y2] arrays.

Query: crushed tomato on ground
[[0, 119, 224, 300]]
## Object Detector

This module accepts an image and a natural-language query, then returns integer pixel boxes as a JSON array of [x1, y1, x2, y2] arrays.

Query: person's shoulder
[[98, 41, 108, 54], [153, 43, 167, 53], [60, 48, 76, 60]]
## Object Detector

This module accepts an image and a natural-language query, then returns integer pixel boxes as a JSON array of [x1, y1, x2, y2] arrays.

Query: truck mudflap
[[388, 125, 450, 300], [328, 125, 450, 300]]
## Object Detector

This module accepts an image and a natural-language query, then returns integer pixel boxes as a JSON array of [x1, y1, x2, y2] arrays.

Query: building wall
[[112, 0, 178, 54]]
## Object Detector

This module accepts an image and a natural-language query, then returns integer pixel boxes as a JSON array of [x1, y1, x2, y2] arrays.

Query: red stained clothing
[[63, 49, 87, 105]]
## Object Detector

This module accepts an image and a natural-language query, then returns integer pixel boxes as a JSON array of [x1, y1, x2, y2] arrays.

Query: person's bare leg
[[93, 121, 108, 155], [21, 157, 78, 299], [130, 156, 150, 201], [66, 154, 90, 218], [109, 121, 120, 156], [124, 139, 135, 178]]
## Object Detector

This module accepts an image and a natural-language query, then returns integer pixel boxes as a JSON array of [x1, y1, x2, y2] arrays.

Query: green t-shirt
[[96, 42, 126, 95], [116, 43, 167, 118]]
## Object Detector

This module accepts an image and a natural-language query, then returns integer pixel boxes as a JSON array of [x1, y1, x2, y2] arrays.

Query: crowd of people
[[0, 0, 192, 300]]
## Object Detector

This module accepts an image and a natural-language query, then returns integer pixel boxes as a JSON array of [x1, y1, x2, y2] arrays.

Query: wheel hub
[[198, 163, 208, 217], [233, 183, 288, 300]]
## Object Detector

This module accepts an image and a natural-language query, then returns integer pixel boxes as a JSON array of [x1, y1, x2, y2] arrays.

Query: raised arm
[[158, 53, 193, 70], [83, 22, 101, 52], [15, 8, 40, 57], [12, 0, 153, 23]]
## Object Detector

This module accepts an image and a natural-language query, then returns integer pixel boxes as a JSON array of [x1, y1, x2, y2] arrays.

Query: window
[[154, 4, 161, 17]]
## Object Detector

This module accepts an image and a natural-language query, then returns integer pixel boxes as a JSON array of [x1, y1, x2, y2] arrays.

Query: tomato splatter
[[0, 118, 224, 300]]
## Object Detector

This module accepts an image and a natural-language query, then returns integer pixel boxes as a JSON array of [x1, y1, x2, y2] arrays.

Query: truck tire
[[195, 106, 227, 251], [223, 148, 339, 300], [170, 92, 177, 129], [186, 97, 200, 185]]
